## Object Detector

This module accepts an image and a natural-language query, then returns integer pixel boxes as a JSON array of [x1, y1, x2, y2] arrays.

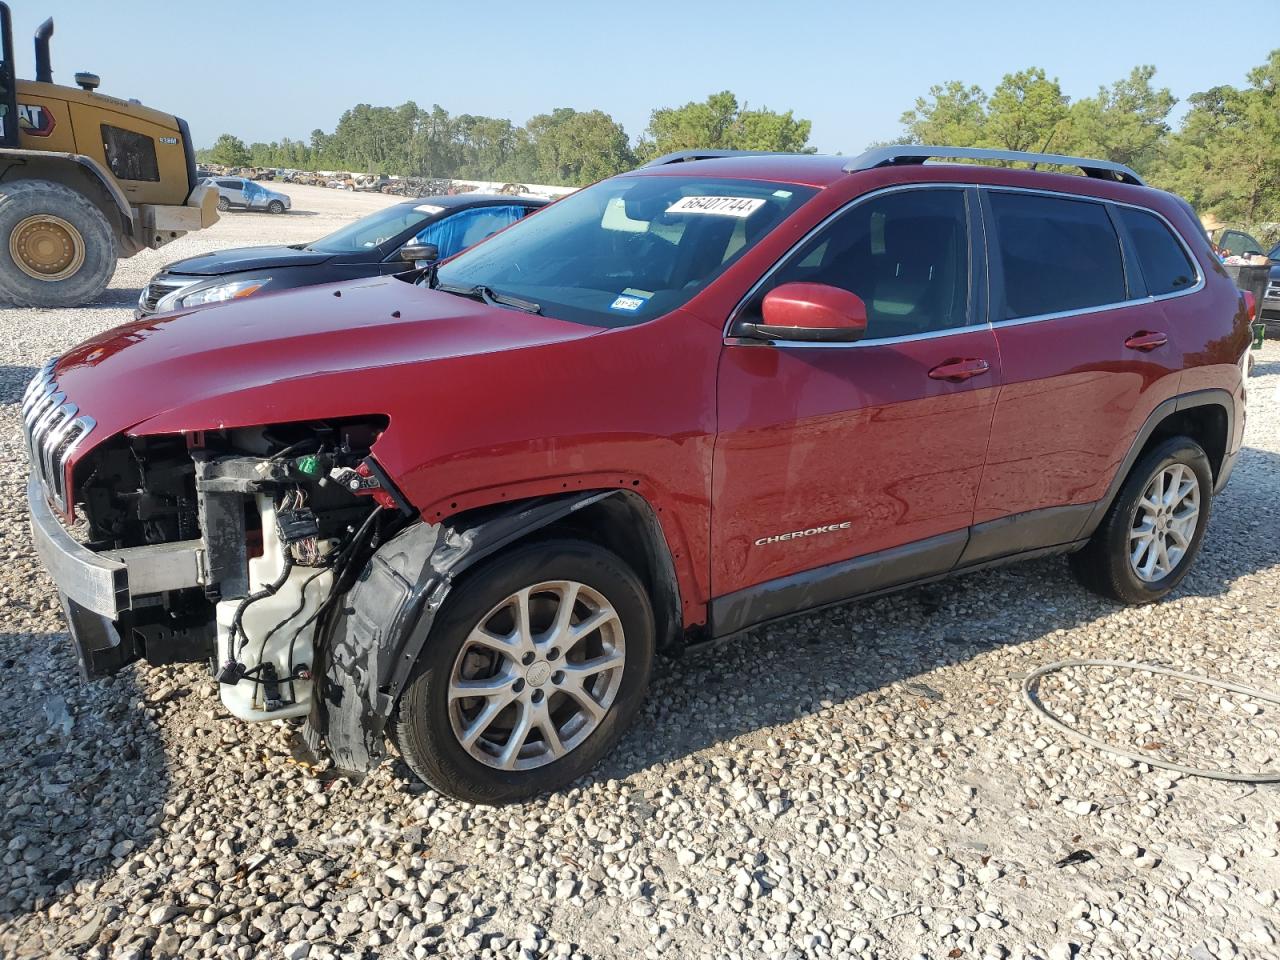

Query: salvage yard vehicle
[[26, 146, 1252, 803], [0, 3, 218, 306], [136, 193, 545, 316], [204, 176, 291, 214]]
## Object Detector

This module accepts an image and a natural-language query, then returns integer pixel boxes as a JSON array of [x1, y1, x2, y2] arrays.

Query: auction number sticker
[[666, 195, 765, 218], [414, 204, 446, 214]]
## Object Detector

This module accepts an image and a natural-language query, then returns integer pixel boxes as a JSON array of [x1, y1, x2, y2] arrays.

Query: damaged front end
[[33, 416, 404, 726]]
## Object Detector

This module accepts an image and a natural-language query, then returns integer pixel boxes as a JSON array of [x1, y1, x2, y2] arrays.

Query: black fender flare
[[1080, 387, 1236, 538], [303, 489, 677, 774]]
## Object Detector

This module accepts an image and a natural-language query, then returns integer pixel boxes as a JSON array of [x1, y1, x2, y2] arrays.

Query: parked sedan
[[137, 193, 546, 316], [205, 177, 292, 214]]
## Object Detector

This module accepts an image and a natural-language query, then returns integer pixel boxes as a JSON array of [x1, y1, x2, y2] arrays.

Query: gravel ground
[[1, 189, 1279, 960]]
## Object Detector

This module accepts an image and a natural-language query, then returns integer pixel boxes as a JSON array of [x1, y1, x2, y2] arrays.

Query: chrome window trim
[[725, 181, 1206, 349], [724, 182, 977, 349], [979, 184, 1205, 330]]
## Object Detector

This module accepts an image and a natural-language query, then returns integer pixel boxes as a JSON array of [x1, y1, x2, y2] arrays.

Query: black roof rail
[[641, 149, 793, 168], [844, 145, 1145, 186]]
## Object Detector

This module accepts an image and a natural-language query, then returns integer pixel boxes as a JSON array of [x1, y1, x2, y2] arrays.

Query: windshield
[[434, 176, 816, 326], [307, 202, 441, 254]]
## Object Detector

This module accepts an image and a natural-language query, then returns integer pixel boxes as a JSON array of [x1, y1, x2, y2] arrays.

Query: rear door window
[[1115, 207, 1197, 296], [988, 192, 1126, 320]]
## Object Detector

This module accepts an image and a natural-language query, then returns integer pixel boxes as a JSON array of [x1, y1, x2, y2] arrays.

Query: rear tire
[[216, 196, 231, 212], [0, 179, 116, 307], [392, 539, 654, 804], [1070, 436, 1212, 604]]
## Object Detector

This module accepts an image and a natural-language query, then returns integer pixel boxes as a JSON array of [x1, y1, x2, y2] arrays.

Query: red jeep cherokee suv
[[25, 146, 1252, 803]]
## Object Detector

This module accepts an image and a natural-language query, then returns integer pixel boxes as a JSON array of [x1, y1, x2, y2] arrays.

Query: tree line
[[895, 51, 1280, 236], [200, 51, 1279, 236], [199, 91, 811, 186]]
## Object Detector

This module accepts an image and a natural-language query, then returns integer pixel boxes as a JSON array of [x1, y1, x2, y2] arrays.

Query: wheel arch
[[0, 150, 133, 244], [302, 488, 684, 774], [1082, 389, 1235, 538]]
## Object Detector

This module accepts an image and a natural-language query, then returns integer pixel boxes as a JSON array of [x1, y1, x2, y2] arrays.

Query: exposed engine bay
[[72, 418, 400, 720]]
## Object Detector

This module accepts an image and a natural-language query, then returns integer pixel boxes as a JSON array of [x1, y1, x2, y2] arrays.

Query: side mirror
[[399, 242, 439, 265], [740, 282, 868, 343]]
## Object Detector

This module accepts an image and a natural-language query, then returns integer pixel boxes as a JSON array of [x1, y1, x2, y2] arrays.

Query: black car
[[137, 193, 546, 316]]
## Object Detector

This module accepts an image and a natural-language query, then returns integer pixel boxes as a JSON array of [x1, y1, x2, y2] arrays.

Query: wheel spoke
[[1131, 535, 1153, 569], [467, 625, 522, 657], [449, 673, 514, 701], [1129, 518, 1155, 540], [569, 606, 620, 646], [459, 690, 514, 748], [513, 588, 535, 652], [562, 650, 624, 681], [534, 703, 566, 759], [562, 682, 605, 722], [547, 581, 581, 643], [497, 701, 533, 769]]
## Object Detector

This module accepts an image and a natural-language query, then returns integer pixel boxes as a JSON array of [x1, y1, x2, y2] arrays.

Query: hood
[[53, 277, 600, 442], [164, 244, 334, 276]]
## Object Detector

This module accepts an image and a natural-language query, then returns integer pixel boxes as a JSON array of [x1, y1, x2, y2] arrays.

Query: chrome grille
[[138, 274, 198, 314], [22, 360, 95, 513]]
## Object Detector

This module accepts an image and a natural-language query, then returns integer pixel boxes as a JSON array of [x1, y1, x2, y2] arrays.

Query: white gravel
[[1, 188, 1279, 960]]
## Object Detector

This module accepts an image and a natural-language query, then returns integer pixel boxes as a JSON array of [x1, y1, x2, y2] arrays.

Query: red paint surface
[[51, 158, 1250, 630]]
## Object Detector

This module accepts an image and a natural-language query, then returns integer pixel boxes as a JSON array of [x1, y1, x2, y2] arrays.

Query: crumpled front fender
[[303, 491, 613, 774]]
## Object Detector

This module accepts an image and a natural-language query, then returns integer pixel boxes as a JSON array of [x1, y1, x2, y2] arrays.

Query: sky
[[10, 0, 1277, 153]]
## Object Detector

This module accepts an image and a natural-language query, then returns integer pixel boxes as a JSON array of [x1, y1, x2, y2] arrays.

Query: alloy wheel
[[1129, 463, 1200, 582], [448, 580, 625, 771]]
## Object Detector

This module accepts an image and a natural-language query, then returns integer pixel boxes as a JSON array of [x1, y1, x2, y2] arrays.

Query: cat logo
[[18, 103, 55, 137]]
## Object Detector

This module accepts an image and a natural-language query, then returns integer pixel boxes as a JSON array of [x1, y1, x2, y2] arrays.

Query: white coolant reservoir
[[216, 494, 333, 722]]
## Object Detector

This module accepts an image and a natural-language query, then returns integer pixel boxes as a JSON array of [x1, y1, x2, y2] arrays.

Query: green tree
[[637, 91, 813, 160], [983, 68, 1069, 153], [207, 133, 251, 167], [899, 81, 987, 145], [525, 108, 634, 184], [1152, 51, 1280, 224], [1060, 66, 1176, 174]]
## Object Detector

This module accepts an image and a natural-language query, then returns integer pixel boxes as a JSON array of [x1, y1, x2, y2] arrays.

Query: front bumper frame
[[28, 477, 207, 677]]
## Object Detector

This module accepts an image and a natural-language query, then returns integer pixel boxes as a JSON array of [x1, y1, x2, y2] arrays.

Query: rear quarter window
[[1115, 207, 1197, 296], [989, 192, 1126, 320]]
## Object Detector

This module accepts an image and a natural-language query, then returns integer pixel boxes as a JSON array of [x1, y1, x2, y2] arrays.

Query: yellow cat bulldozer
[[0, 4, 218, 306]]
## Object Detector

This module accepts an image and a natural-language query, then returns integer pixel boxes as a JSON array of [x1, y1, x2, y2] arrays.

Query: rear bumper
[[28, 477, 207, 677]]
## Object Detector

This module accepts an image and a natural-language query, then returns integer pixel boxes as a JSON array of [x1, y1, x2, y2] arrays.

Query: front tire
[[0, 180, 116, 307], [267, 200, 285, 215], [392, 539, 655, 804], [1071, 436, 1212, 604]]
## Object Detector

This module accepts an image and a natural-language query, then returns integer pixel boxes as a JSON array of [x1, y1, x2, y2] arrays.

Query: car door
[[967, 189, 1186, 564], [217, 179, 245, 208], [711, 186, 1001, 629]]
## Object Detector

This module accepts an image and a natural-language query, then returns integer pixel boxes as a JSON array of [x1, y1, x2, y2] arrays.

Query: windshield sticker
[[772, 189, 793, 198], [610, 291, 652, 312], [413, 204, 446, 214], [666, 196, 766, 218]]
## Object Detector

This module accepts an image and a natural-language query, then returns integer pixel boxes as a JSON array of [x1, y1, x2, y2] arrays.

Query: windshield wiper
[[435, 282, 541, 314]]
